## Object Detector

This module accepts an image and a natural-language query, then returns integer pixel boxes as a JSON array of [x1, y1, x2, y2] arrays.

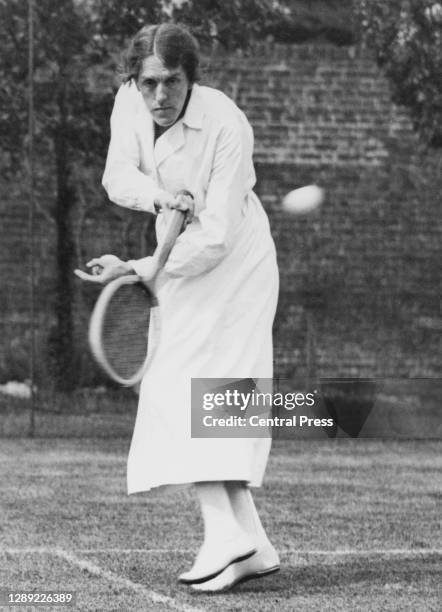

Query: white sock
[[195, 482, 244, 544], [225, 482, 272, 549]]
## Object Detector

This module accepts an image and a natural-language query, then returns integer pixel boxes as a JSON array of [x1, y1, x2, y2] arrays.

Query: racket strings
[[101, 283, 154, 379]]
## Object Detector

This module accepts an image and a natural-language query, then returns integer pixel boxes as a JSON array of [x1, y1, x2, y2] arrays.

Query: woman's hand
[[154, 189, 195, 224], [74, 254, 133, 284], [173, 190, 195, 224]]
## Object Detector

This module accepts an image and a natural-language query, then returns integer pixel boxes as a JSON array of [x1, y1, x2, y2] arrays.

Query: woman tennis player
[[81, 23, 280, 592]]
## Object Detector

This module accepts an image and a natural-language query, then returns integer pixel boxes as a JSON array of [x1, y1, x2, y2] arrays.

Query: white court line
[[54, 549, 204, 612], [77, 548, 442, 556], [2, 548, 204, 612], [3, 547, 441, 556]]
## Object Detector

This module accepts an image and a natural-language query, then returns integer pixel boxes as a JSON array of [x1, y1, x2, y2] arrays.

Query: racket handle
[[154, 209, 186, 269]]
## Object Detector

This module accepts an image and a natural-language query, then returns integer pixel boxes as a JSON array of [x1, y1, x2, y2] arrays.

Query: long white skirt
[[127, 196, 279, 494]]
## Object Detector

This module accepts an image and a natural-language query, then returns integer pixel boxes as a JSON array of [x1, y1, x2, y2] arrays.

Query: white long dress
[[102, 82, 279, 494]]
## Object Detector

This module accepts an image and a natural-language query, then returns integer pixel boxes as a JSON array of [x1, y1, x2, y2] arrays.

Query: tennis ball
[[282, 185, 324, 215]]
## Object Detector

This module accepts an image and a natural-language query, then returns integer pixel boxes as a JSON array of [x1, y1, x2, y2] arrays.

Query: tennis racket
[[88, 209, 185, 385]]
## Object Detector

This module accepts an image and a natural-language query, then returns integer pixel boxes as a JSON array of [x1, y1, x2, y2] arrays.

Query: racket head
[[89, 275, 160, 386]]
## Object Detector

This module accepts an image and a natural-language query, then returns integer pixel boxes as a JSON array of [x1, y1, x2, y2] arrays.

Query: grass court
[[0, 437, 440, 611]]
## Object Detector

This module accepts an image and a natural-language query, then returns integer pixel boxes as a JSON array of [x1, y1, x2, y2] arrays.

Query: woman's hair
[[122, 23, 200, 83]]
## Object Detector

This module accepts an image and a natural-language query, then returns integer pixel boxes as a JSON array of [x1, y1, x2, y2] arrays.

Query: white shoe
[[190, 544, 280, 592], [178, 533, 257, 585]]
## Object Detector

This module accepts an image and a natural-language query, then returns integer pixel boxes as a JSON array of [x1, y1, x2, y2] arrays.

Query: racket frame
[[88, 274, 158, 386], [88, 209, 186, 386]]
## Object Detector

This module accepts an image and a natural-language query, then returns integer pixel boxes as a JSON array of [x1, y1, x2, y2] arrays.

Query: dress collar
[[181, 84, 204, 130], [132, 82, 204, 167]]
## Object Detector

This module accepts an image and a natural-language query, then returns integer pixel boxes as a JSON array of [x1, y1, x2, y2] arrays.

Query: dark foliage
[[355, 0, 442, 147]]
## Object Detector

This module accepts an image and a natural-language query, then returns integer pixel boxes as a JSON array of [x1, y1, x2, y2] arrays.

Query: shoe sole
[[178, 549, 257, 585], [191, 564, 280, 593], [234, 564, 280, 587]]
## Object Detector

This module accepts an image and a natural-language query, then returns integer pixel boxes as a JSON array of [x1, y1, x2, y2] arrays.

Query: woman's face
[[137, 55, 191, 127]]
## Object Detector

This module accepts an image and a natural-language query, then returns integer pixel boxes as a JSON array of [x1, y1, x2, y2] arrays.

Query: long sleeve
[[164, 119, 253, 277], [127, 256, 154, 279], [102, 84, 164, 213]]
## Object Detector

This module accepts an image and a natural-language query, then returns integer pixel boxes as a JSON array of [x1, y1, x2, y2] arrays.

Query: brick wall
[[1, 43, 440, 385], [208, 43, 441, 379]]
